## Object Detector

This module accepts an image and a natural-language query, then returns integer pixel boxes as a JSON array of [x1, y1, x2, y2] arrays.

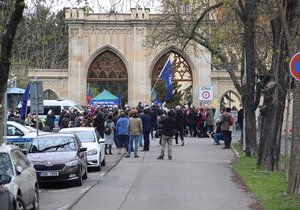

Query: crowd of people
[[7, 102, 239, 159]]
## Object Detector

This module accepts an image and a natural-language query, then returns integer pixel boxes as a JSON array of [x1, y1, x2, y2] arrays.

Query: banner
[[20, 82, 30, 117], [87, 83, 91, 105], [160, 57, 172, 100]]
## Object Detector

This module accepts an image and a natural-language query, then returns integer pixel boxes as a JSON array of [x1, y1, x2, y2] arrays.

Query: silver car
[[0, 143, 39, 210], [59, 127, 106, 171]]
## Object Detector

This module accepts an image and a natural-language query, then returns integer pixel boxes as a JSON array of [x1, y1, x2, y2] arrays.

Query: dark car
[[0, 175, 14, 210], [27, 133, 88, 186]]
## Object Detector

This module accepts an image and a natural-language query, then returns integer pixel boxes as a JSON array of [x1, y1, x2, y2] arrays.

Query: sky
[[27, 0, 162, 13]]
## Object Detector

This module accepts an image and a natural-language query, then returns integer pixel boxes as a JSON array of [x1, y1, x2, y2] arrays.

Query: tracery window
[[88, 51, 128, 82]]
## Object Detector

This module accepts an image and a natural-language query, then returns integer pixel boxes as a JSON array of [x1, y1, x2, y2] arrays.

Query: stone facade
[[28, 8, 241, 108]]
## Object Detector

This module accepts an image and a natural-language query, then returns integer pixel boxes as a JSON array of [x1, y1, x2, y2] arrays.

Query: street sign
[[290, 52, 300, 81], [30, 80, 44, 114], [199, 86, 213, 101]]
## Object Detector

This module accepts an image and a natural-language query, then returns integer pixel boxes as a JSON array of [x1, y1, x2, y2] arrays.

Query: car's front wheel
[[74, 169, 83, 186], [32, 186, 39, 210], [15, 195, 27, 210]]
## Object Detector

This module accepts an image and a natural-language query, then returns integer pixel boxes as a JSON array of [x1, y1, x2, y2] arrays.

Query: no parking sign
[[199, 86, 213, 101]]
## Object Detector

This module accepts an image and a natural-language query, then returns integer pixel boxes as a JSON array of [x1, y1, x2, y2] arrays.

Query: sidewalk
[[71, 136, 261, 210]]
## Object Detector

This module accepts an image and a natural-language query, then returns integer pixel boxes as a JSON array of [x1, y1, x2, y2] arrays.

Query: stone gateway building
[[28, 8, 241, 108]]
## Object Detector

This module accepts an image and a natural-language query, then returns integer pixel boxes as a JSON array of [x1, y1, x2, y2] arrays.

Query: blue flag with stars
[[160, 57, 172, 100]]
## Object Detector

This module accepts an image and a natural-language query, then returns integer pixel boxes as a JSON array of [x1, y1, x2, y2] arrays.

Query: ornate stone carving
[[83, 27, 132, 35], [69, 27, 80, 38]]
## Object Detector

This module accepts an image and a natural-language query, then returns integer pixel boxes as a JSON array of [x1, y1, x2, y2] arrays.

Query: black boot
[[109, 145, 113, 155]]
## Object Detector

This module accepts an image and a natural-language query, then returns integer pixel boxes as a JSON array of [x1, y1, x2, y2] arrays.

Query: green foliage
[[233, 143, 300, 210], [152, 81, 184, 108]]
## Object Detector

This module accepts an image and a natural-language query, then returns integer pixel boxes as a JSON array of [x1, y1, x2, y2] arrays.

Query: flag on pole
[[87, 83, 91, 105], [160, 57, 173, 100], [20, 82, 30, 117]]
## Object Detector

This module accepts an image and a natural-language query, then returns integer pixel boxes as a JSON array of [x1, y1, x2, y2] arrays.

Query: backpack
[[104, 122, 112, 135], [229, 115, 235, 126]]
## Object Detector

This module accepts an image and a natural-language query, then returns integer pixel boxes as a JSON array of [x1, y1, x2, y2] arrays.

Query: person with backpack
[[104, 112, 115, 155]]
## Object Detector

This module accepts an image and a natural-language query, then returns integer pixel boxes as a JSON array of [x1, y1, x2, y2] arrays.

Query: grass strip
[[233, 143, 300, 210]]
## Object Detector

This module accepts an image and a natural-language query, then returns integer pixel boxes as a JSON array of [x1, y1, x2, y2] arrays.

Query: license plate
[[39, 171, 59, 177]]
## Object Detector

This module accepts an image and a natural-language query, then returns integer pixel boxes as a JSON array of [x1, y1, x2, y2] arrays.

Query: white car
[[4, 121, 47, 151], [0, 143, 39, 210], [59, 127, 106, 171]]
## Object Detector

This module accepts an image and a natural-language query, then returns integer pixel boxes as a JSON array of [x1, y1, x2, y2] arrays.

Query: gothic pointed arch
[[87, 50, 128, 104], [151, 50, 193, 104], [43, 89, 59, 100], [219, 90, 241, 110]]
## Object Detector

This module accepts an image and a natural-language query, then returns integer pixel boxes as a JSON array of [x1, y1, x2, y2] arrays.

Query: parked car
[[27, 133, 88, 186], [4, 121, 47, 151], [0, 143, 39, 210], [0, 176, 15, 210], [59, 127, 106, 171]]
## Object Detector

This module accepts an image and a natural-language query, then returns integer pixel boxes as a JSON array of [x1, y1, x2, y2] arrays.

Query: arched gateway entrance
[[28, 8, 240, 108], [87, 51, 128, 104], [152, 51, 193, 104]]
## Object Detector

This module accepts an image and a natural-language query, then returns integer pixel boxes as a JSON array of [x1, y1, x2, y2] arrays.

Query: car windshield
[[61, 131, 95, 143], [29, 136, 76, 153], [0, 153, 14, 177]]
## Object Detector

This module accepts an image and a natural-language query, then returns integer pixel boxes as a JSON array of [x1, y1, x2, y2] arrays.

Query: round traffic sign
[[290, 52, 300, 81], [202, 91, 210, 99]]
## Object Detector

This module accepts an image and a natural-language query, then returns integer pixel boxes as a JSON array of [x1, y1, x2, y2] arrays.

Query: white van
[[27, 99, 83, 125]]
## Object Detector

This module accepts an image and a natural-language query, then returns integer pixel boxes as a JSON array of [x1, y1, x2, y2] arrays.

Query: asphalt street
[[70, 135, 261, 210]]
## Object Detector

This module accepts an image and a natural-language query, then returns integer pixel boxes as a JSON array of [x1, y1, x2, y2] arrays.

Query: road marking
[[57, 205, 70, 210]]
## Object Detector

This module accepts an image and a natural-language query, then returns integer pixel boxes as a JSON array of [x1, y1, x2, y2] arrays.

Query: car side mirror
[[0, 174, 11, 185], [79, 147, 87, 152], [98, 138, 106, 144], [16, 166, 22, 175]]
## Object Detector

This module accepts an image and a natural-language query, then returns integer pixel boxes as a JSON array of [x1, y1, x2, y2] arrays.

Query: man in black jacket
[[175, 106, 185, 146], [157, 111, 176, 160]]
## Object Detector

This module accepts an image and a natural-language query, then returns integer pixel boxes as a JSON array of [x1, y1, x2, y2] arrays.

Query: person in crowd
[[58, 108, 67, 128], [220, 107, 232, 149], [45, 109, 55, 131], [175, 105, 185, 146], [157, 111, 176, 160], [93, 109, 105, 138], [61, 112, 71, 129], [187, 106, 198, 137], [211, 121, 224, 145], [205, 106, 215, 134], [104, 112, 115, 155], [197, 107, 207, 138], [125, 109, 143, 158], [237, 104, 244, 143], [116, 111, 129, 154], [25, 113, 34, 127], [149, 105, 158, 139], [140, 108, 152, 151]]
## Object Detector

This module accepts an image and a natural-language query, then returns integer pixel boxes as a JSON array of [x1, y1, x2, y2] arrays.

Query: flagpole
[[147, 56, 171, 103]]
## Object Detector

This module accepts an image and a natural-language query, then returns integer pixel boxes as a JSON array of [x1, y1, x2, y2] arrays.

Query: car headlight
[[65, 160, 79, 167], [86, 149, 98, 156]]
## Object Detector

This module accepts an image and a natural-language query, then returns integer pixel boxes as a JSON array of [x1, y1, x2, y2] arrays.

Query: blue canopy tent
[[90, 89, 119, 106]]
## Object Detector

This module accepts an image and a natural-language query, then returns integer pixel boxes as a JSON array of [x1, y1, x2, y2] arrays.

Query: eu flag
[[159, 57, 172, 100], [20, 82, 30, 117]]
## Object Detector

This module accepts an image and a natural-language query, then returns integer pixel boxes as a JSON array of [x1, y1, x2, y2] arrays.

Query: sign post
[[199, 86, 214, 101], [30, 77, 44, 135], [290, 52, 300, 81]]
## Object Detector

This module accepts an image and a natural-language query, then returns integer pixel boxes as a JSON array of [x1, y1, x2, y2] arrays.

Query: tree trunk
[[243, 0, 258, 156], [256, 16, 289, 171], [288, 81, 300, 193], [0, 0, 25, 144]]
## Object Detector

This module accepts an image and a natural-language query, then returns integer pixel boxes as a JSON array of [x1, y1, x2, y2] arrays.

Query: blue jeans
[[213, 132, 224, 144], [128, 135, 140, 156]]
